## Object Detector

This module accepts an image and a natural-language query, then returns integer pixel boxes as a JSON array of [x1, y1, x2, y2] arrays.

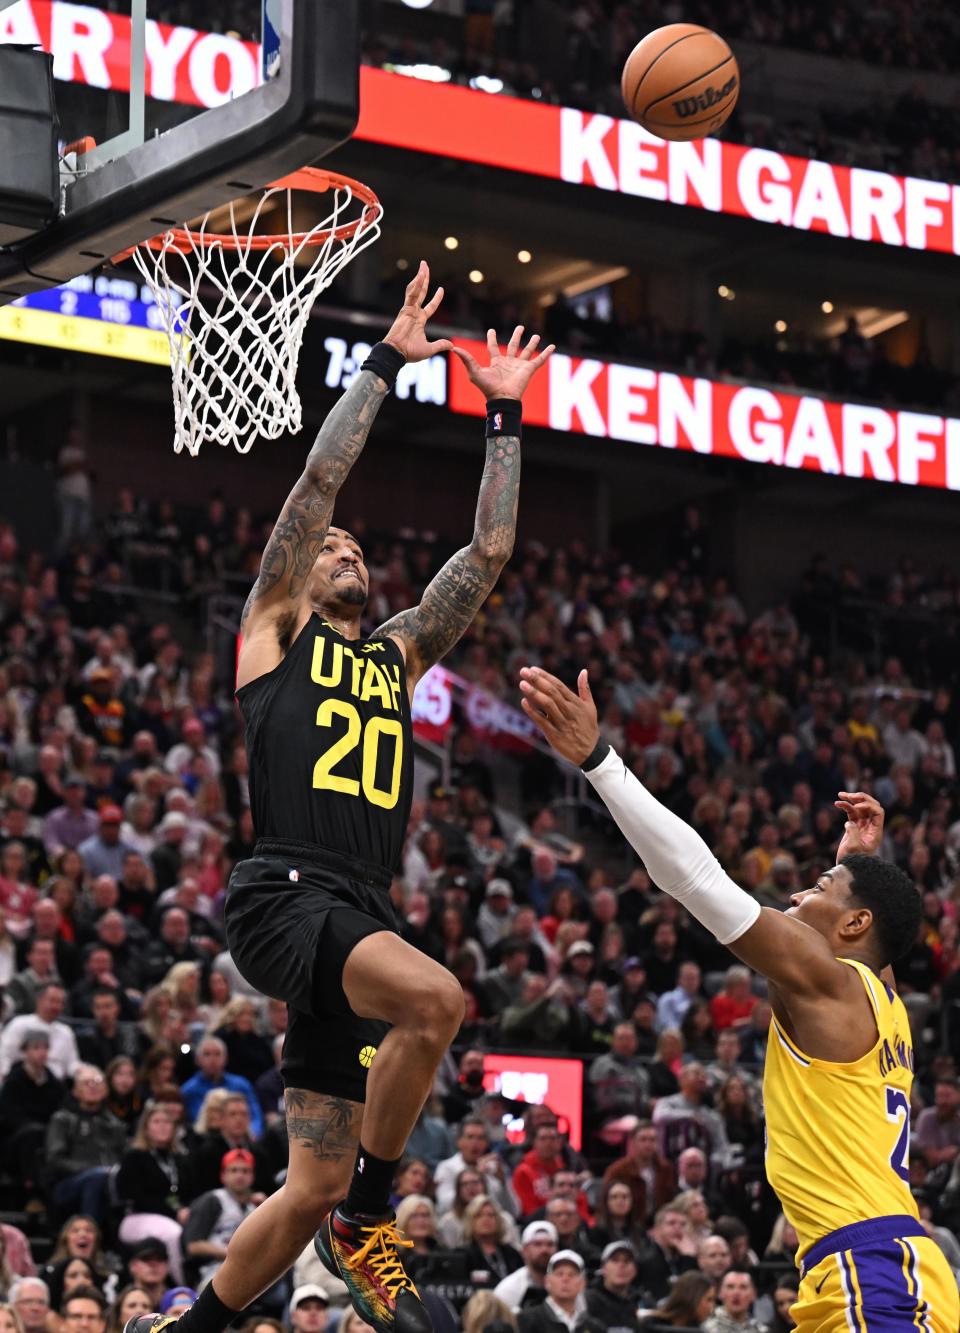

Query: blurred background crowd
[[0, 475, 957, 1333], [1, 2, 960, 1331]]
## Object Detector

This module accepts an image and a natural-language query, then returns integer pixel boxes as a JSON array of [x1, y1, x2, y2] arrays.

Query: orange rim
[[130, 168, 381, 258]]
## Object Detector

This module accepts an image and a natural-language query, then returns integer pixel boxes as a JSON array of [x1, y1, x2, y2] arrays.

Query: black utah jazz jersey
[[237, 615, 414, 872]]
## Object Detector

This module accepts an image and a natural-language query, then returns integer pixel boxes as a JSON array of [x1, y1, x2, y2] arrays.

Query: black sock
[[174, 1281, 240, 1333], [344, 1143, 401, 1217]]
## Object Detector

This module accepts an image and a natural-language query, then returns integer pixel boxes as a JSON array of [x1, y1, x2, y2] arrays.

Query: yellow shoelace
[[345, 1222, 417, 1300]]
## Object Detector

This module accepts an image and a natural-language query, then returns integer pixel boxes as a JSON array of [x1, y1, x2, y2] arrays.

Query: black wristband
[[580, 739, 611, 773], [361, 341, 407, 390], [486, 398, 523, 440]]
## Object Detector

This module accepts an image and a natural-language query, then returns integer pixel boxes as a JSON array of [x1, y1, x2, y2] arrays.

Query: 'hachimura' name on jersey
[[237, 616, 414, 872]]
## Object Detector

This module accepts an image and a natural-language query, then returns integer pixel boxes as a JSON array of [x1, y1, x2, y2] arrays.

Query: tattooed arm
[[238, 372, 385, 640], [378, 431, 521, 687], [378, 326, 554, 691], [237, 261, 451, 688]]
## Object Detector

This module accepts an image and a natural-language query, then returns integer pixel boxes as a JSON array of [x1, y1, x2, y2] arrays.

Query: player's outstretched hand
[[453, 326, 556, 402], [835, 790, 885, 859], [382, 260, 453, 363], [519, 665, 600, 765]]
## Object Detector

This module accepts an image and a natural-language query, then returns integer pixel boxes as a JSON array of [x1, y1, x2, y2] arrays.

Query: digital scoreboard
[[0, 281, 450, 402], [0, 274, 172, 364]]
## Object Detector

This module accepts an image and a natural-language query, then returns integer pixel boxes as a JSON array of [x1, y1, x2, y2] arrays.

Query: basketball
[[358, 1045, 378, 1068], [621, 24, 739, 142]]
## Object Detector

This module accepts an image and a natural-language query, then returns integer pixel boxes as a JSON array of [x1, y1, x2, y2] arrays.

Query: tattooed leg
[[284, 1088, 361, 1161], [202, 1090, 362, 1311]]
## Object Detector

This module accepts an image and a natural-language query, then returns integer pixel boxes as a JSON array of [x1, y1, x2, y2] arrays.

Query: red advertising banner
[[0, 0, 261, 108], [411, 664, 453, 745], [356, 68, 960, 258], [462, 681, 539, 753], [483, 1054, 584, 1151], [6, 6, 959, 256], [412, 664, 540, 751], [449, 339, 960, 491]]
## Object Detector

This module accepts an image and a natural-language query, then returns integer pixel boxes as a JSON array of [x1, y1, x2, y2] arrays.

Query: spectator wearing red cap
[[181, 1149, 256, 1288], [184, 1091, 273, 1200], [77, 806, 133, 880]]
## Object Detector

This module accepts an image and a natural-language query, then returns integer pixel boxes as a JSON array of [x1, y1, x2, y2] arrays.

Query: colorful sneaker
[[315, 1202, 432, 1333], [122, 1317, 178, 1333]]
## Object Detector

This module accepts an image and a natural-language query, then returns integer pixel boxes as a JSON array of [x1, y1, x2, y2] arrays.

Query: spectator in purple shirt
[[915, 1079, 960, 1178], [42, 777, 98, 857]]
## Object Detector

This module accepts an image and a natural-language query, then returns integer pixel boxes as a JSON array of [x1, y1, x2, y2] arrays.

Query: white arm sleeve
[[584, 746, 761, 946]]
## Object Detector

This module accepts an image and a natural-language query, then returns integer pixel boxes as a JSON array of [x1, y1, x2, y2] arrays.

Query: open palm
[[383, 261, 452, 364], [453, 326, 555, 401]]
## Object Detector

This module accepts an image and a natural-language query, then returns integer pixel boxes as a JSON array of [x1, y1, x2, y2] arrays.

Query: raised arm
[[378, 327, 554, 690], [517, 666, 850, 1000], [239, 376, 384, 639], [238, 262, 451, 686]]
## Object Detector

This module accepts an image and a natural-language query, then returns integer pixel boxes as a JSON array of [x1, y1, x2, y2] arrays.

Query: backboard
[[0, 0, 359, 302]]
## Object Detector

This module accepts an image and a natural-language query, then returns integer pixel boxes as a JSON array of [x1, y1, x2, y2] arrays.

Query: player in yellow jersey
[[516, 665, 960, 1333]]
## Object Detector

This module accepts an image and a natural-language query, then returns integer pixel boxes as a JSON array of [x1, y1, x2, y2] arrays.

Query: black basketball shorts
[[224, 838, 398, 1103]]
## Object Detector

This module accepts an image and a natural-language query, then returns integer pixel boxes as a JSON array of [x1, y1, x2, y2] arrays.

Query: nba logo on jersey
[[262, 0, 282, 80]]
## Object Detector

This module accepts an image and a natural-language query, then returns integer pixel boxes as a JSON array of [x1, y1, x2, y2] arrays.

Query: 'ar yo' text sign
[[8, 10, 959, 256], [0, 0, 261, 108]]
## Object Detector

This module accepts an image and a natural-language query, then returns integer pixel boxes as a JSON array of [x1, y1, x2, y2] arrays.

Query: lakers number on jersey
[[310, 636, 405, 810]]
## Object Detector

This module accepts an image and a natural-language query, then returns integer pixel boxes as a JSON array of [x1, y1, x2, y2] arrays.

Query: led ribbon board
[[4, 6, 957, 253], [0, 276, 171, 363]]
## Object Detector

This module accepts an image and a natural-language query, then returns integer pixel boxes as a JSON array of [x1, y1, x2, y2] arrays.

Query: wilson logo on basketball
[[672, 75, 738, 119]]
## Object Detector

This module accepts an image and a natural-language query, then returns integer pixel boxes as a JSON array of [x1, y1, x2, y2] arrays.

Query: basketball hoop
[[128, 168, 383, 457]]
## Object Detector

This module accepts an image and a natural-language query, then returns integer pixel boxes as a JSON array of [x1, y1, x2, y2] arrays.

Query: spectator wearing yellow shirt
[[744, 823, 780, 883], [847, 696, 881, 754]]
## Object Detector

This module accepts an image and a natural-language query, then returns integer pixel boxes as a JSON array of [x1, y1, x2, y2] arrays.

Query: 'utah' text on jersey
[[237, 616, 414, 871]]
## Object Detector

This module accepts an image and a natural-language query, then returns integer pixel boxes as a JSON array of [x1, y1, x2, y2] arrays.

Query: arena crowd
[[0, 485, 958, 1333]]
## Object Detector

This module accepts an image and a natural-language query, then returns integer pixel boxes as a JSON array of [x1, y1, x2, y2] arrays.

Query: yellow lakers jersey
[[763, 958, 918, 1258]]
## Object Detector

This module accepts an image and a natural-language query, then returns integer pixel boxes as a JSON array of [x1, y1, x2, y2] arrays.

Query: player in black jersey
[[126, 263, 552, 1333]]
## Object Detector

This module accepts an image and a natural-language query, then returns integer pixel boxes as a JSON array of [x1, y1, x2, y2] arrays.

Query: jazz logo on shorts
[[358, 1045, 377, 1069]]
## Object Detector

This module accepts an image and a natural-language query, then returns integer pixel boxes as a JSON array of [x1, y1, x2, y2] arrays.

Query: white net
[[132, 171, 383, 457]]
